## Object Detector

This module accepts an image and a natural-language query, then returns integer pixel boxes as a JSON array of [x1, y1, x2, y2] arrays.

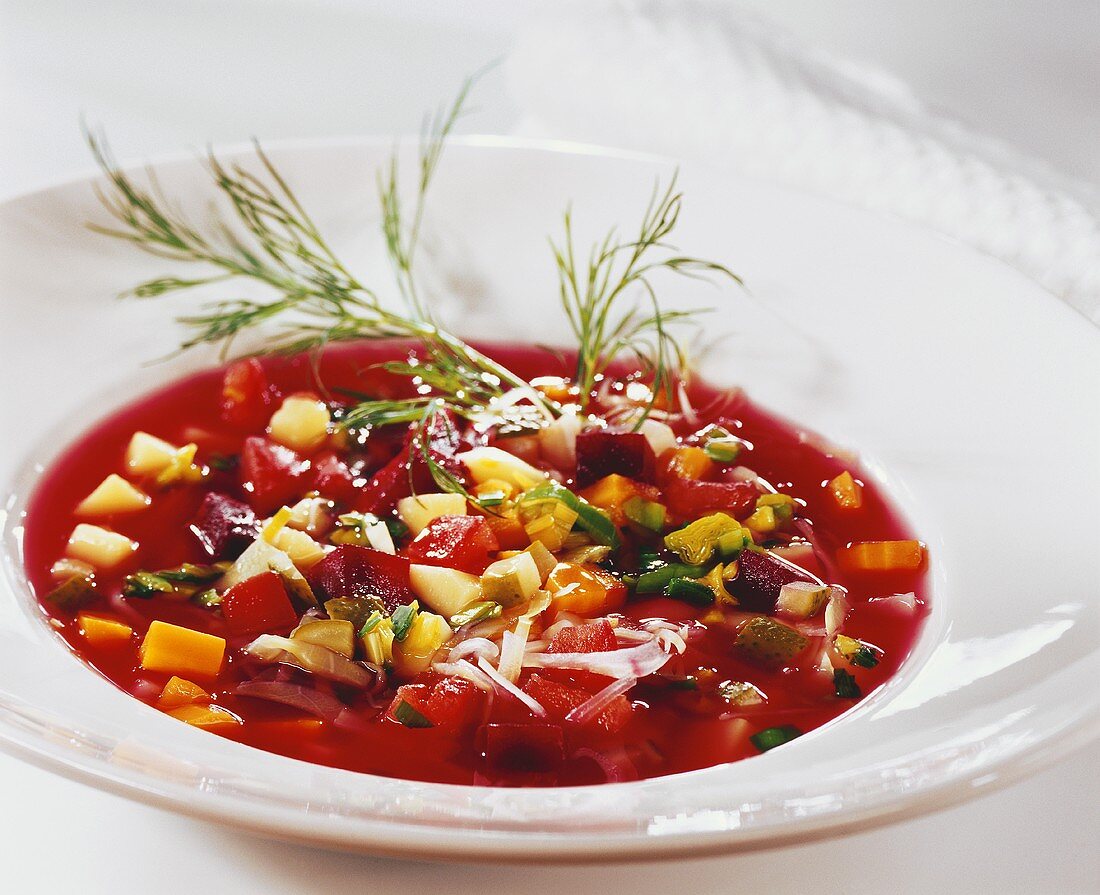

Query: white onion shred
[[523, 635, 682, 678], [476, 656, 547, 717], [655, 628, 687, 654], [497, 617, 532, 684], [870, 592, 918, 613], [639, 419, 678, 457], [824, 587, 850, 639], [613, 627, 652, 643], [538, 409, 582, 469], [365, 521, 396, 555], [447, 637, 500, 664], [677, 381, 700, 426], [245, 635, 375, 688], [431, 659, 495, 691], [565, 676, 637, 727]]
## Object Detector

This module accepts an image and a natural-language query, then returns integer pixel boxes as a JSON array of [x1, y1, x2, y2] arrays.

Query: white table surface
[[1, 2, 1097, 891]]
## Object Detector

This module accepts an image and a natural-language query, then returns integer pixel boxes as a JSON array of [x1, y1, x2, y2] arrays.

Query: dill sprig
[[86, 79, 556, 431], [550, 174, 741, 419]]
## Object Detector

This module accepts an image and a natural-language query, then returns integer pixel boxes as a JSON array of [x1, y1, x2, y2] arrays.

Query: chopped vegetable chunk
[[140, 621, 226, 679]]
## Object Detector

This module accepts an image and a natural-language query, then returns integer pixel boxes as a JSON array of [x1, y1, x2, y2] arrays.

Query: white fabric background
[[1, 2, 1097, 891]]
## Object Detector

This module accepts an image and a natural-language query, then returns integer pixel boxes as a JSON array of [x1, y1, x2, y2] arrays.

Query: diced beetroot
[[664, 477, 757, 519], [240, 436, 312, 513], [730, 548, 818, 611], [574, 430, 655, 489], [546, 619, 617, 654], [221, 358, 275, 429], [406, 515, 500, 574], [523, 674, 632, 734], [312, 451, 357, 503], [425, 677, 489, 731], [306, 545, 413, 612], [221, 571, 299, 636], [189, 491, 260, 559], [481, 723, 564, 772], [355, 410, 464, 513]]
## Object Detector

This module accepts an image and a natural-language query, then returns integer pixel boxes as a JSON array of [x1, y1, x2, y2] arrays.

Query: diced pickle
[[480, 552, 541, 606], [46, 574, 97, 610], [291, 619, 356, 658], [734, 616, 809, 667]]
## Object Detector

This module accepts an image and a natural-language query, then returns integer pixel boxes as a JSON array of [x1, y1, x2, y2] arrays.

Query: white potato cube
[[268, 394, 331, 453], [125, 432, 179, 477], [66, 524, 138, 570], [396, 493, 467, 536], [455, 446, 547, 491], [76, 474, 150, 516], [776, 581, 831, 619], [409, 564, 482, 617]]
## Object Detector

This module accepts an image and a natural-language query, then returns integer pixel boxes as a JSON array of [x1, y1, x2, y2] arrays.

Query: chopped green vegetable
[[124, 563, 225, 599], [833, 668, 862, 699], [392, 699, 433, 728], [622, 496, 667, 533], [751, 725, 801, 752], [122, 571, 174, 599], [635, 561, 709, 593], [701, 426, 742, 463], [358, 610, 384, 637], [390, 602, 419, 642], [850, 646, 881, 669], [667, 577, 715, 606], [155, 563, 226, 584], [46, 575, 97, 610], [734, 616, 809, 667], [664, 512, 750, 565], [476, 490, 507, 508], [835, 634, 882, 668], [449, 600, 503, 628], [193, 588, 222, 608], [326, 596, 383, 629], [519, 481, 620, 548], [668, 677, 699, 691]]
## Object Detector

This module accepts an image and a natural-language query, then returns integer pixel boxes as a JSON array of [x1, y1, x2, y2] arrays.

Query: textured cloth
[[507, 1, 1100, 323]]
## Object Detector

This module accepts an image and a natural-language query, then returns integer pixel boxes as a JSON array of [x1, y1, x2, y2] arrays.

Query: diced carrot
[[482, 513, 530, 550], [77, 612, 133, 647], [156, 676, 211, 709], [838, 540, 925, 572], [166, 704, 241, 730], [661, 446, 714, 482], [545, 563, 626, 617], [827, 471, 863, 509], [579, 474, 660, 526], [140, 620, 226, 679]]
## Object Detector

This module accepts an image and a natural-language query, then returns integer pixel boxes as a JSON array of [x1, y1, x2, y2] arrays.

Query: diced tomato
[[190, 491, 260, 559], [664, 476, 757, 519], [730, 548, 817, 611], [406, 515, 499, 574], [546, 619, 617, 654], [481, 722, 564, 772], [425, 677, 488, 730], [221, 571, 299, 635], [306, 545, 414, 612], [312, 451, 357, 503], [221, 359, 274, 429], [240, 436, 312, 513], [355, 411, 464, 513], [388, 683, 432, 723], [574, 430, 655, 489], [523, 673, 632, 734]]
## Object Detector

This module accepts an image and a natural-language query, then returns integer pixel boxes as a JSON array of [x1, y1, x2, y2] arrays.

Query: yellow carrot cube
[[156, 676, 211, 709], [166, 704, 241, 730], [827, 471, 864, 510], [77, 612, 133, 646], [838, 540, 925, 572], [140, 620, 226, 679]]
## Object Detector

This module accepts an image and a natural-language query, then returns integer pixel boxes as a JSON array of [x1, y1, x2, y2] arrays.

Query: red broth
[[21, 342, 928, 786]]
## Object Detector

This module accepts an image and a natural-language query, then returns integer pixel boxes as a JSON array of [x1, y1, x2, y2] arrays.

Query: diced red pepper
[[221, 571, 299, 636], [546, 619, 617, 654], [730, 549, 818, 611], [664, 476, 757, 519], [221, 359, 274, 429], [425, 677, 488, 730], [406, 515, 500, 575], [240, 436, 312, 513], [481, 722, 564, 772], [189, 491, 260, 559], [523, 673, 632, 734], [354, 410, 464, 514], [312, 451, 357, 503], [306, 545, 414, 612], [574, 430, 655, 489]]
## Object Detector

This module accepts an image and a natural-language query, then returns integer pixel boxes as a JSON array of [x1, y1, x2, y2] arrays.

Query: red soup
[[22, 341, 928, 786]]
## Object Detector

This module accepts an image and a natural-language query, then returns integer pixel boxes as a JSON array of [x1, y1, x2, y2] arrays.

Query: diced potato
[[396, 492, 467, 536], [776, 582, 831, 619], [76, 474, 150, 517], [65, 524, 137, 570], [639, 419, 677, 457], [272, 527, 327, 570], [481, 552, 541, 606], [391, 611, 452, 679], [166, 704, 241, 730], [140, 620, 226, 679], [268, 394, 331, 453], [125, 431, 180, 476], [290, 618, 356, 658], [286, 496, 331, 534], [157, 676, 211, 709], [455, 446, 547, 490], [838, 540, 925, 572], [409, 564, 482, 617], [77, 612, 133, 646]]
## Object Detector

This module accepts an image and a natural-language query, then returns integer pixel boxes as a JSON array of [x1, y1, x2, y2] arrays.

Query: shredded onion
[[476, 656, 547, 717], [431, 659, 495, 691], [497, 618, 532, 683], [571, 748, 634, 783], [524, 637, 678, 678], [365, 521, 396, 554], [870, 592, 919, 613], [613, 627, 653, 643], [726, 465, 760, 484], [824, 587, 850, 639], [245, 634, 375, 688], [235, 680, 345, 721], [655, 628, 687, 654], [565, 676, 637, 727], [447, 637, 500, 663]]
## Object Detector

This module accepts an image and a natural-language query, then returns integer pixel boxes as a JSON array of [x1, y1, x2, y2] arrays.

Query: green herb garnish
[[449, 600, 503, 628], [390, 602, 419, 641], [358, 610, 384, 637], [833, 668, 862, 699], [750, 725, 801, 752], [392, 699, 433, 729]]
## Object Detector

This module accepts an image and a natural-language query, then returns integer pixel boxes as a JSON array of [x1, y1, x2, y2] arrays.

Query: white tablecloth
[[1, 3, 1096, 891]]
